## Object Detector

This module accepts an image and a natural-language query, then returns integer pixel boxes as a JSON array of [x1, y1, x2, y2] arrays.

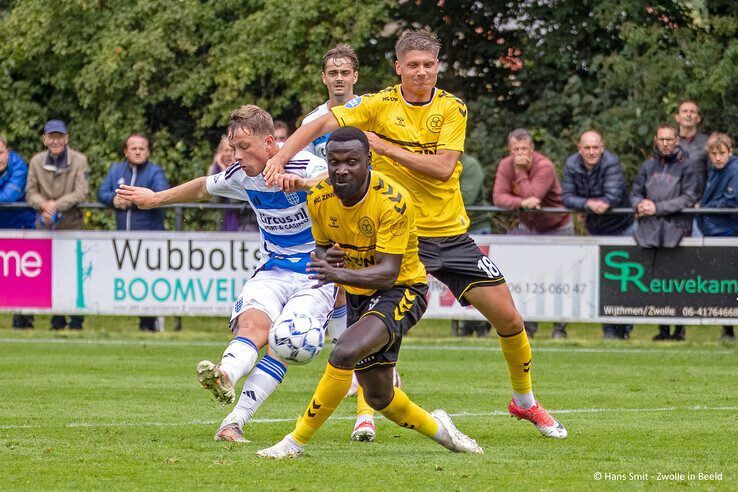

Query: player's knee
[[328, 340, 360, 369], [494, 309, 524, 336]]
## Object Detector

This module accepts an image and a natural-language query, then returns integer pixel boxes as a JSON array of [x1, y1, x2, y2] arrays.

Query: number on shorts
[[477, 257, 500, 278]]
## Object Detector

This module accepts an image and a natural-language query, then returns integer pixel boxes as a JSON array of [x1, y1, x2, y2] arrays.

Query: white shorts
[[229, 268, 336, 332]]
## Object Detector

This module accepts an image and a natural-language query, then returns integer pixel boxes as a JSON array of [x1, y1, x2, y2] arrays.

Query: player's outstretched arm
[[264, 113, 339, 186], [116, 176, 211, 210], [275, 172, 328, 192], [308, 250, 401, 291], [365, 132, 460, 182]]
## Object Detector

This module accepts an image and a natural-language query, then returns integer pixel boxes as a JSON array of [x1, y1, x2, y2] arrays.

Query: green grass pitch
[[0, 316, 735, 490]]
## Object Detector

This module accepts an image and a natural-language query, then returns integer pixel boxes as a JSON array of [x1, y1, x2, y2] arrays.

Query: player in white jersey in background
[[302, 45, 359, 160], [301, 45, 396, 442], [117, 105, 335, 443]]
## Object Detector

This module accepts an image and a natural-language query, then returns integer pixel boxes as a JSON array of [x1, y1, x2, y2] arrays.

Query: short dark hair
[[124, 132, 150, 152], [327, 126, 369, 155], [656, 123, 678, 138], [273, 120, 289, 132], [322, 44, 359, 72]]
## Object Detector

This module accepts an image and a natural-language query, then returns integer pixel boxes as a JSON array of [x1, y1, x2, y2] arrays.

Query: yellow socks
[[498, 329, 533, 394], [291, 363, 353, 445], [377, 387, 438, 438], [356, 386, 375, 418]]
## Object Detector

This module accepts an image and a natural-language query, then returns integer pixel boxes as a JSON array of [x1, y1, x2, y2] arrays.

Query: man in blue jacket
[[0, 136, 36, 230], [562, 130, 634, 339], [1, 135, 37, 329], [99, 133, 169, 331]]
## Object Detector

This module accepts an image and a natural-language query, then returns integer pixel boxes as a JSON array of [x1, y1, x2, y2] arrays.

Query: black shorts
[[346, 283, 428, 371], [418, 233, 506, 306]]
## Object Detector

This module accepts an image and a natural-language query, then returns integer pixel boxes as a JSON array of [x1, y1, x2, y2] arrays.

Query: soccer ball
[[268, 314, 325, 365]]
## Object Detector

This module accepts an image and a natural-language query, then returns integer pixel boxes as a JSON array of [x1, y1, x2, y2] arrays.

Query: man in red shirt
[[493, 128, 572, 234], [493, 128, 571, 338]]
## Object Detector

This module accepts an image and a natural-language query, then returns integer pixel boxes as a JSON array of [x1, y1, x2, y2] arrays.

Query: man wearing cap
[[26, 119, 89, 329]]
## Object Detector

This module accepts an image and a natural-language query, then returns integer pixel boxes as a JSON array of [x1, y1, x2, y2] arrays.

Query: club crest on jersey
[[345, 96, 362, 109], [284, 192, 300, 205], [426, 114, 445, 133], [358, 216, 375, 237], [390, 216, 408, 236]]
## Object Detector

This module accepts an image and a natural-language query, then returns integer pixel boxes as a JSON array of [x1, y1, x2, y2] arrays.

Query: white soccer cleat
[[431, 409, 484, 454], [508, 400, 568, 439], [197, 360, 235, 404], [350, 419, 376, 442], [214, 423, 248, 443], [214, 413, 249, 443], [256, 435, 305, 459]]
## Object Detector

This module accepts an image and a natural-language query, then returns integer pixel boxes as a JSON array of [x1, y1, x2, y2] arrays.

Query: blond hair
[[227, 105, 274, 139], [705, 132, 733, 152]]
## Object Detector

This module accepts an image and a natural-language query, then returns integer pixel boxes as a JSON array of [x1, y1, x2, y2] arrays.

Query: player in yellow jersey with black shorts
[[265, 30, 567, 439], [257, 126, 483, 459]]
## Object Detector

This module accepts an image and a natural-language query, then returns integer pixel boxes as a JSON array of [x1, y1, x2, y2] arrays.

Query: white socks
[[228, 355, 286, 427], [219, 336, 259, 384], [327, 304, 348, 343], [512, 391, 536, 409]]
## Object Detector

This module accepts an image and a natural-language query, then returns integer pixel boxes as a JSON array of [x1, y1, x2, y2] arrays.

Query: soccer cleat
[[508, 400, 568, 438], [256, 435, 305, 459], [214, 423, 248, 443], [350, 419, 376, 442], [197, 360, 235, 404], [431, 409, 484, 454]]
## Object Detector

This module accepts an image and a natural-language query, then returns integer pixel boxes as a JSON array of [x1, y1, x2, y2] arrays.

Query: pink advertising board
[[0, 239, 52, 308]]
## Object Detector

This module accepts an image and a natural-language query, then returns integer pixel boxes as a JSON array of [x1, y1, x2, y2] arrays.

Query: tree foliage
[[392, 1, 737, 189], [1, 0, 736, 229]]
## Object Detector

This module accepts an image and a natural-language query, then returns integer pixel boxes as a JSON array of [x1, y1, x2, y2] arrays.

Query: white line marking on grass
[[0, 338, 733, 356], [1, 406, 735, 430]]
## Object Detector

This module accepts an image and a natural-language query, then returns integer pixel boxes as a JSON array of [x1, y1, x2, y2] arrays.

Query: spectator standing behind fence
[[1, 135, 37, 330], [562, 130, 634, 339], [493, 128, 571, 339], [694, 132, 738, 342], [631, 123, 700, 341], [25, 119, 88, 330], [98, 133, 169, 332], [208, 135, 256, 232], [675, 99, 709, 196]]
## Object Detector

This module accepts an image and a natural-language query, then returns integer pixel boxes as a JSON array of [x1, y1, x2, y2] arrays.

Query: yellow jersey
[[331, 84, 469, 237], [306, 171, 427, 296]]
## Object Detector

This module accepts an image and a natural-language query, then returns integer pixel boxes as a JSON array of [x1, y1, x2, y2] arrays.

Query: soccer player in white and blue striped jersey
[[117, 105, 334, 443]]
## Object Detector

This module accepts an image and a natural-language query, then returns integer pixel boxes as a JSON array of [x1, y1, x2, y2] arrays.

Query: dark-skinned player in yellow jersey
[[264, 29, 567, 440], [257, 126, 483, 459]]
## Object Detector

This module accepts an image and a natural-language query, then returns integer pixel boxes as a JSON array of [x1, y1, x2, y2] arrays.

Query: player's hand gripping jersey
[[331, 85, 469, 237], [306, 171, 426, 296], [206, 150, 326, 272]]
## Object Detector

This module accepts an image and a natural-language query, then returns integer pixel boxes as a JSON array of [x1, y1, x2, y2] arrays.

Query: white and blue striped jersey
[[205, 150, 327, 273]]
